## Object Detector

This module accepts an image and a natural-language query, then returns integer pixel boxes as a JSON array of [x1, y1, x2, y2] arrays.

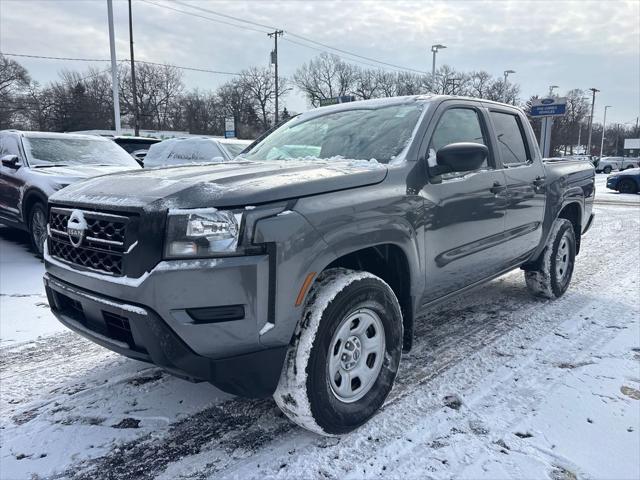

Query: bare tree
[[294, 53, 356, 106], [240, 66, 289, 129], [119, 63, 184, 130], [0, 54, 31, 128]]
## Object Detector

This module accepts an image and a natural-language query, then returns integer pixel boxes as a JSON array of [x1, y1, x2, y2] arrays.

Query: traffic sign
[[530, 97, 567, 117]]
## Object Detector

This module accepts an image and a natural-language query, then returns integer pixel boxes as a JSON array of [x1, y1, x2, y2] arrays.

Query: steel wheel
[[555, 230, 571, 283], [30, 204, 47, 256], [328, 308, 385, 403]]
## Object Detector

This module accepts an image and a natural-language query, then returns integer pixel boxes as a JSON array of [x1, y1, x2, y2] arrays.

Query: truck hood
[[31, 164, 138, 182], [50, 160, 388, 210]]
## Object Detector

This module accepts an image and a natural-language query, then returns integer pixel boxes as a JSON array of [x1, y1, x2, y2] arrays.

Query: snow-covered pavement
[[1, 200, 639, 480]]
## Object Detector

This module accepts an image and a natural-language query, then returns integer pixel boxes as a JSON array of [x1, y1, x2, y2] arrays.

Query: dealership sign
[[530, 97, 567, 117], [224, 117, 235, 138], [319, 96, 356, 107]]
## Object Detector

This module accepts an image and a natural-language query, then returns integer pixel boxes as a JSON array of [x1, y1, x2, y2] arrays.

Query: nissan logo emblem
[[67, 210, 87, 248]]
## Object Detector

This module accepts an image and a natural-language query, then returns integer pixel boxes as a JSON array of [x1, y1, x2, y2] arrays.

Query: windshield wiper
[[32, 164, 71, 168]]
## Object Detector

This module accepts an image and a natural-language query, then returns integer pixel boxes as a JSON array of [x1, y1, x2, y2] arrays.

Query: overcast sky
[[1, 0, 638, 125]]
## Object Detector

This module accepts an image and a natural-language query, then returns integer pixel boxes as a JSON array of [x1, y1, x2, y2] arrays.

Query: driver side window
[[429, 108, 489, 170]]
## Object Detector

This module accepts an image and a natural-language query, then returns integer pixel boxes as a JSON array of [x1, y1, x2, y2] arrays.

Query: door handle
[[490, 182, 506, 194], [533, 176, 546, 187]]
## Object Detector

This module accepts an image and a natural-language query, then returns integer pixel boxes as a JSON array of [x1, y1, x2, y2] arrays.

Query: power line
[[1, 52, 240, 76], [140, 0, 271, 35], [152, 0, 428, 74], [141, 1, 406, 72]]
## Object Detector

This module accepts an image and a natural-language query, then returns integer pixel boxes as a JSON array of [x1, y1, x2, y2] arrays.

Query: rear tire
[[603, 166, 612, 174], [619, 179, 638, 194], [525, 218, 576, 299], [274, 268, 403, 436], [28, 202, 47, 258]]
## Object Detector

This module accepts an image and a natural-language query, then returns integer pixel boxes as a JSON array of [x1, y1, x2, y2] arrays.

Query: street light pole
[[128, 0, 140, 136], [503, 70, 515, 103], [106, 0, 121, 135], [586, 87, 600, 158], [431, 44, 446, 83], [599, 105, 611, 159], [549, 85, 559, 96]]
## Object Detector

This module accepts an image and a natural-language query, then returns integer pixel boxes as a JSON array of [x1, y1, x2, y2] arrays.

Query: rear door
[[487, 107, 546, 264], [418, 101, 510, 303], [0, 134, 27, 223]]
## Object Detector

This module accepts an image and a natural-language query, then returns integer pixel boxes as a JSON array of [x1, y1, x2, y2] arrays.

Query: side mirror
[[1, 154, 20, 169], [431, 142, 488, 175]]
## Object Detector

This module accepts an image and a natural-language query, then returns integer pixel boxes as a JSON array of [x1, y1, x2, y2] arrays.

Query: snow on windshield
[[243, 103, 425, 164], [23, 136, 139, 167], [144, 138, 227, 168]]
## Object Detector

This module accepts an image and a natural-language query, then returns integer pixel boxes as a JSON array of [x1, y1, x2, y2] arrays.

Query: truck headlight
[[165, 209, 241, 258]]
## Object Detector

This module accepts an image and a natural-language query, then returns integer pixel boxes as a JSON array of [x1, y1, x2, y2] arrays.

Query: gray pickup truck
[[43, 95, 595, 435]]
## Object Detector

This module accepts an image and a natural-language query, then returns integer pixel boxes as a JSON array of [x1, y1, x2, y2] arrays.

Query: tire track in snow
[[5, 205, 638, 479]]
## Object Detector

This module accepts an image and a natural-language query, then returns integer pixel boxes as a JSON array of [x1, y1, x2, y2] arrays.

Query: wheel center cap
[[341, 336, 362, 371]]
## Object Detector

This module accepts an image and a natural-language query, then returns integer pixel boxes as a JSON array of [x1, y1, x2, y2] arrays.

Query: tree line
[[1, 53, 637, 155]]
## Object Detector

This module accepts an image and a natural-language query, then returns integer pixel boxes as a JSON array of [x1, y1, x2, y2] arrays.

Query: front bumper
[[44, 253, 287, 398], [606, 177, 619, 190]]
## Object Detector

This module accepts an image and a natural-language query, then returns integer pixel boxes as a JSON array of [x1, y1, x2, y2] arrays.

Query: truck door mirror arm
[[1, 154, 21, 169]]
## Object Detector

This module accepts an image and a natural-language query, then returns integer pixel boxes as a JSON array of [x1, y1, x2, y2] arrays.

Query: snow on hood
[[50, 158, 388, 211], [30, 165, 137, 180]]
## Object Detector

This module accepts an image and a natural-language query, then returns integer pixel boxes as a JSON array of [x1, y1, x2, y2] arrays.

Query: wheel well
[[23, 191, 47, 228], [326, 244, 414, 351], [558, 202, 582, 254]]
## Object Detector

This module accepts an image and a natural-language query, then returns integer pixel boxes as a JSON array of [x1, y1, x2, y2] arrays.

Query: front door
[[418, 102, 510, 304], [0, 134, 26, 223]]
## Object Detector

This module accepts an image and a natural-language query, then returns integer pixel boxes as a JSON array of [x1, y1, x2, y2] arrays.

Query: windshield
[[243, 103, 424, 164], [144, 138, 227, 168], [220, 142, 249, 158], [23, 136, 140, 167]]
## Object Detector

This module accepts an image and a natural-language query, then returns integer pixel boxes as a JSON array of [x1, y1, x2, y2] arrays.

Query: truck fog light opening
[[168, 241, 198, 256]]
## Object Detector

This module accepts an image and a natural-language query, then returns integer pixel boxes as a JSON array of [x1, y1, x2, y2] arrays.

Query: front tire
[[274, 268, 403, 435], [525, 218, 576, 299], [28, 202, 47, 258]]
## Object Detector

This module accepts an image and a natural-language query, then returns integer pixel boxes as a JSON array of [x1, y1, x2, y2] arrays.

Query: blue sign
[[530, 97, 567, 117]]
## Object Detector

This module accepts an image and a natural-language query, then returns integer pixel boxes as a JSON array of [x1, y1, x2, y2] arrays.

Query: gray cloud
[[1, 0, 638, 124]]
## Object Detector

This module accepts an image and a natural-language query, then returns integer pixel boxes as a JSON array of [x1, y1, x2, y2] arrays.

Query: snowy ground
[[1, 188, 639, 479]]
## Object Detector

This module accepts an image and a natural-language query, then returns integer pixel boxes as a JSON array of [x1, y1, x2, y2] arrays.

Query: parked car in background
[[596, 156, 640, 174], [143, 137, 252, 168], [43, 95, 595, 435], [606, 168, 640, 194], [112, 136, 161, 166], [0, 130, 141, 255]]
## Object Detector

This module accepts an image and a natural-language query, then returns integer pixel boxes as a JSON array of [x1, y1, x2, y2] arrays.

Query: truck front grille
[[48, 207, 132, 276]]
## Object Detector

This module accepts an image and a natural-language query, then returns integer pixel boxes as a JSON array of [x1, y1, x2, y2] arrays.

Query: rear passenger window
[[490, 111, 530, 167], [429, 108, 489, 169]]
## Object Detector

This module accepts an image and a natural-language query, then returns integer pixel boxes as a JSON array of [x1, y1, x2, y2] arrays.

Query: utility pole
[[599, 105, 611, 159], [268, 29, 284, 125], [586, 87, 599, 158], [128, 0, 140, 136], [549, 85, 559, 96], [106, 0, 121, 134]]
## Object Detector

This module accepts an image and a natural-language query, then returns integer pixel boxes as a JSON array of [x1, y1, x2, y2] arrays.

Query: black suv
[[0, 130, 140, 255]]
